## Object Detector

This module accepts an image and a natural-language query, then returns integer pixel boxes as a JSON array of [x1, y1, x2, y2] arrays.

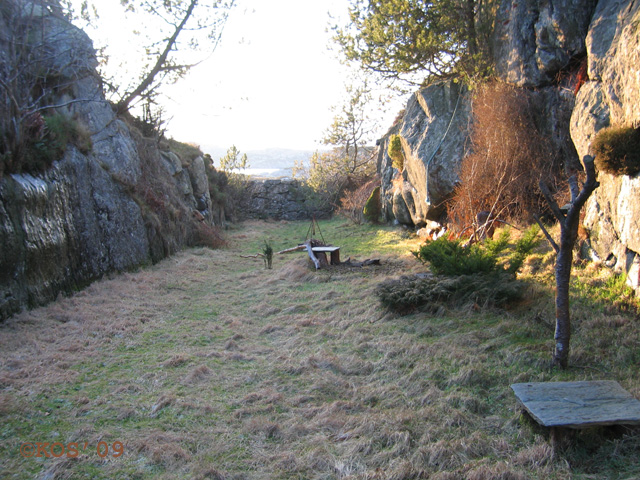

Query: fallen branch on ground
[[277, 245, 306, 254]]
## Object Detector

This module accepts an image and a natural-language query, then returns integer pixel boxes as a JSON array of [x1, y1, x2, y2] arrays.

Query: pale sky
[[77, 0, 405, 151]]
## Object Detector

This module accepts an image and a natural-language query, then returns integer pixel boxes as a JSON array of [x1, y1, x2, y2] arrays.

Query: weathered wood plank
[[311, 247, 340, 253], [511, 381, 640, 428]]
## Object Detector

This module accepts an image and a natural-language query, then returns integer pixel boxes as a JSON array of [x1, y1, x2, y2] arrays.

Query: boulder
[[392, 184, 415, 227], [377, 80, 577, 229], [186, 156, 213, 219], [378, 79, 471, 226]]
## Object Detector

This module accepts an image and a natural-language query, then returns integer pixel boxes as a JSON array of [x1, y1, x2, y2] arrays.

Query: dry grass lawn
[[0, 219, 639, 479]]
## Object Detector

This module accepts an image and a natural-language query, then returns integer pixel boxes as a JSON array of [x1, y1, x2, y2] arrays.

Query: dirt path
[[1, 221, 638, 479]]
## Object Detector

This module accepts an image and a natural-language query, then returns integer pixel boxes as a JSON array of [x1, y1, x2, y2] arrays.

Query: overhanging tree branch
[[115, 0, 198, 114]]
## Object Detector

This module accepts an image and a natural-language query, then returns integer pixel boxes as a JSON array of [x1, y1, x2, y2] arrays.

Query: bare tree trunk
[[464, 0, 478, 56], [554, 228, 576, 368], [536, 155, 599, 368]]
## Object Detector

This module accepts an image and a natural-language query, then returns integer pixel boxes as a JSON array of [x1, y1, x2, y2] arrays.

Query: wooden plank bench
[[311, 246, 340, 266], [512, 380, 640, 448], [511, 380, 640, 429]]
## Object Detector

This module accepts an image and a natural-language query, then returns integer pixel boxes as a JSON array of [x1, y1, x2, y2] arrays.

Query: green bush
[[414, 226, 540, 277], [507, 225, 540, 275], [413, 237, 498, 276], [483, 228, 510, 257], [592, 126, 640, 176], [375, 271, 523, 314], [392, 228, 539, 313], [363, 186, 381, 223]]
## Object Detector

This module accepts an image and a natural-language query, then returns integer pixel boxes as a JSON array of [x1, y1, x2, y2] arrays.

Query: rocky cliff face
[[0, 0, 218, 319], [574, 0, 640, 291], [492, 0, 598, 87], [378, 0, 640, 291], [379, 0, 596, 229]]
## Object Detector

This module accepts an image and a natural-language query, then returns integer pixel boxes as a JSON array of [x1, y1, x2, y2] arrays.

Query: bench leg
[[316, 252, 329, 268], [330, 250, 340, 265]]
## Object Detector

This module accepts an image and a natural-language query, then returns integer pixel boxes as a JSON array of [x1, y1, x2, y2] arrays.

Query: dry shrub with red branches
[[337, 176, 380, 224], [448, 82, 560, 234]]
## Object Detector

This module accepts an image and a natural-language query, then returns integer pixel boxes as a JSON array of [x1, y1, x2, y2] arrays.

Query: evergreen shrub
[[375, 271, 522, 313], [362, 186, 381, 223], [380, 227, 540, 314], [413, 237, 498, 276]]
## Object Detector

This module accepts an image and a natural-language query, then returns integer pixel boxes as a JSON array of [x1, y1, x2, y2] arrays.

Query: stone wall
[[243, 179, 325, 221]]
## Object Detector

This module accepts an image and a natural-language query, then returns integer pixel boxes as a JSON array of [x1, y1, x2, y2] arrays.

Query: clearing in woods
[[0, 219, 639, 479]]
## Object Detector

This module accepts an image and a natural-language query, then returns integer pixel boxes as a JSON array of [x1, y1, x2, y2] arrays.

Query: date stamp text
[[20, 441, 124, 458]]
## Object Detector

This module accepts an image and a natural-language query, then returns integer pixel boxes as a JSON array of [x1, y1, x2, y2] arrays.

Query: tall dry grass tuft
[[448, 82, 562, 233], [183, 364, 213, 384], [135, 430, 192, 467]]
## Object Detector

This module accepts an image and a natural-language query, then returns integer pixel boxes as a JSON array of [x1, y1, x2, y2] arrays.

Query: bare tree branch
[[568, 174, 580, 203], [539, 179, 565, 222], [116, 0, 198, 114], [533, 213, 559, 253]]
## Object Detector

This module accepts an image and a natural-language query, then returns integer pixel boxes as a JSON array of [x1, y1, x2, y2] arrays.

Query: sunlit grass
[[234, 217, 422, 260]]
